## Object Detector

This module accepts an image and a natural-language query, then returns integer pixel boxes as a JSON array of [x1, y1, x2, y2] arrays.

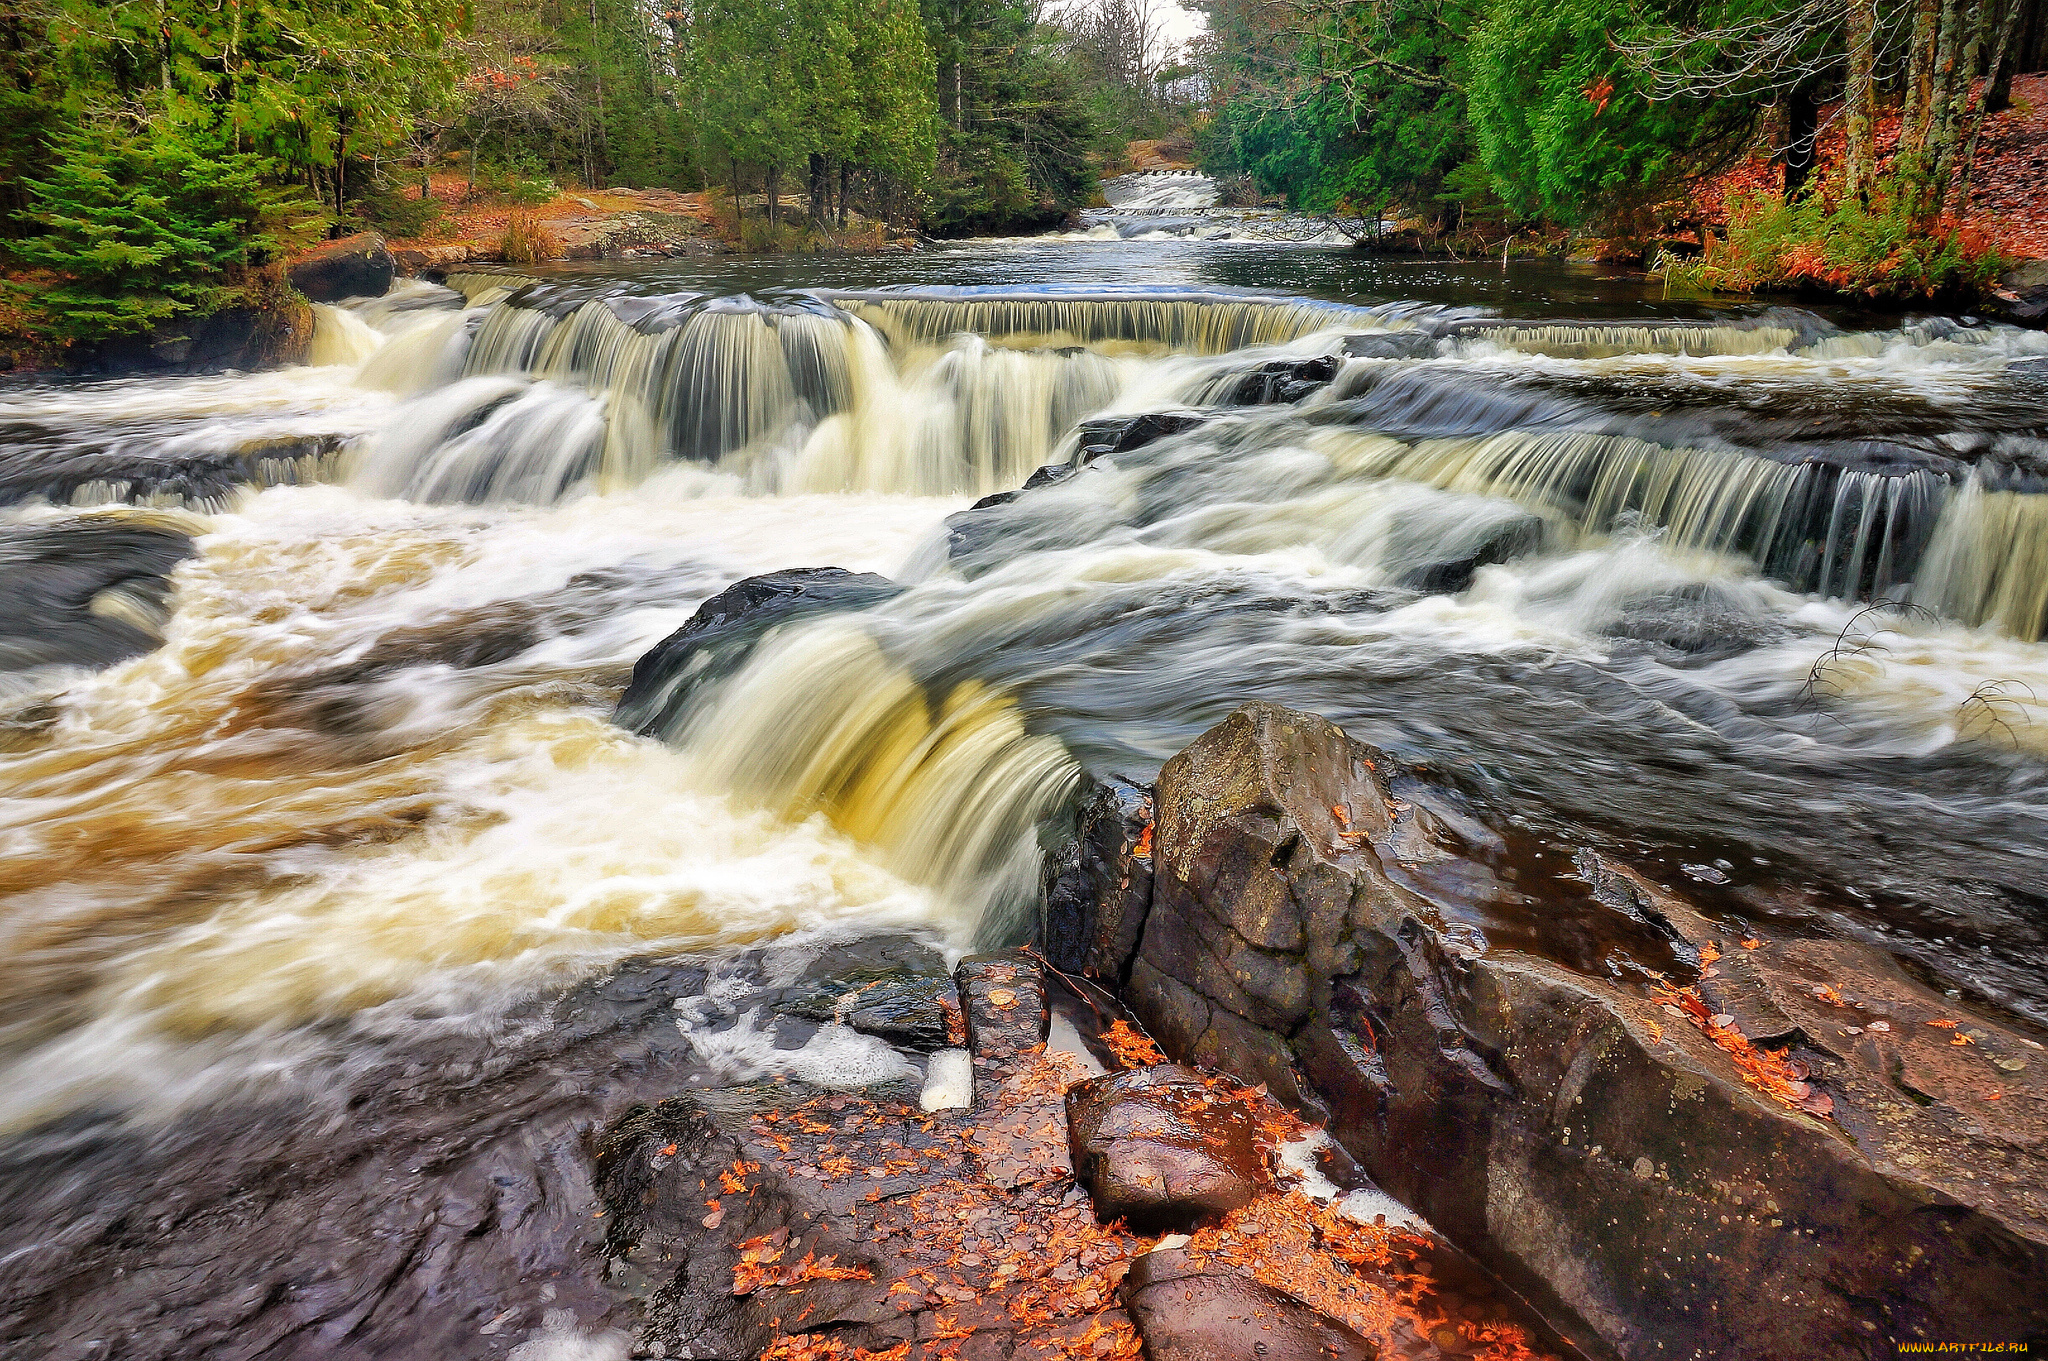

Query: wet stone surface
[[1066, 1066, 1267, 1231]]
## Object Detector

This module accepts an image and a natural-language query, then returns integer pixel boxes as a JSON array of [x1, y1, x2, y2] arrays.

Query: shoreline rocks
[[288, 232, 396, 303], [1042, 700, 2048, 1360]]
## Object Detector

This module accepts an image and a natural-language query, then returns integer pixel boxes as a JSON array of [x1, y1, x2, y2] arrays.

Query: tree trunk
[[1904, 0, 1941, 164], [731, 157, 743, 225], [838, 160, 851, 229], [1843, 0, 1880, 198], [766, 163, 780, 227], [810, 152, 826, 229], [1956, 0, 2023, 210]]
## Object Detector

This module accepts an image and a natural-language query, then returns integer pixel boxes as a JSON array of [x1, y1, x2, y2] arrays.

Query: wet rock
[[1121, 1249, 1376, 1361], [0, 519, 196, 672], [1986, 260, 2048, 325], [1603, 583, 1793, 662], [1341, 331, 1439, 361], [1040, 775, 1155, 983], [288, 232, 396, 302], [0, 425, 351, 510], [66, 301, 313, 375], [1392, 511, 1544, 594], [958, 949, 1051, 1067], [1074, 411, 1209, 462], [615, 567, 901, 737], [767, 936, 957, 1051], [1066, 1065, 1265, 1230], [1217, 354, 1343, 406], [1061, 700, 2048, 1360], [969, 461, 1081, 511]]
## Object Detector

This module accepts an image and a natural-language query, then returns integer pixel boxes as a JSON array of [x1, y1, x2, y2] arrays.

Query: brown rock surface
[[1067, 1065, 1266, 1230], [1058, 700, 2048, 1360], [1122, 1248, 1377, 1361]]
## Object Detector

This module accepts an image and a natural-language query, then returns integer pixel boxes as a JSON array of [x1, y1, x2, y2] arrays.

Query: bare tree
[[1614, 0, 2019, 216]]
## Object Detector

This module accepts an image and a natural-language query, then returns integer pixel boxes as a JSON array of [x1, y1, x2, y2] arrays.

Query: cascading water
[[1, 245, 2045, 1357]]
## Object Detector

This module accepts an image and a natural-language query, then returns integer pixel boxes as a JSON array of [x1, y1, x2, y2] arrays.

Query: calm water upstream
[[1, 238, 2044, 1356]]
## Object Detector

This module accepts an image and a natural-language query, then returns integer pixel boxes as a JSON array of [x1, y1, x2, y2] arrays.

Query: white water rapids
[[2, 258, 2046, 1137]]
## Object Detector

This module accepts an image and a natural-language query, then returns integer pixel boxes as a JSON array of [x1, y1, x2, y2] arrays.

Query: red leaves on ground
[[1099, 1019, 1165, 1070], [1655, 981, 1834, 1119]]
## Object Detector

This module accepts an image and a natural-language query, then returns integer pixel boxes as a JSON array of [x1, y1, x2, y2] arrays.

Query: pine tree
[[14, 122, 297, 343]]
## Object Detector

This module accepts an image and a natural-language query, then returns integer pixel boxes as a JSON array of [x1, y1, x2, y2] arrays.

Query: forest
[[0, 0, 2040, 349]]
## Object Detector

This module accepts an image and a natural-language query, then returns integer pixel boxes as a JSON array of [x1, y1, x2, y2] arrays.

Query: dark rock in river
[[1603, 583, 1793, 662], [67, 301, 314, 375], [1393, 511, 1544, 594], [288, 232, 396, 303], [767, 936, 957, 1051], [1216, 354, 1344, 406], [1066, 1065, 1266, 1230], [1122, 1248, 1377, 1361], [1041, 775, 1155, 983], [1074, 411, 1209, 462], [615, 566, 901, 738], [1050, 699, 2048, 1360], [0, 519, 196, 672], [0, 427, 347, 509]]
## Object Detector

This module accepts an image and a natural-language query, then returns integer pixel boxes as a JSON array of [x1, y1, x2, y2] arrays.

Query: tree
[[13, 120, 307, 342], [1468, 0, 1757, 225]]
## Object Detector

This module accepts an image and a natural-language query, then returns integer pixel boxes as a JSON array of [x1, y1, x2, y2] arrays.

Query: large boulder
[[1066, 1065, 1266, 1230], [288, 232, 395, 303], [1121, 1249, 1377, 1361], [1052, 700, 2048, 1360]]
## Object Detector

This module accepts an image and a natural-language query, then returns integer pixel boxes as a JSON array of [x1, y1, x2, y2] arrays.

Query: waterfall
[[1917, 480, 2048, 640], [652, 620, 1079, 935], [1310, 427, 1951, 605], [322, 281, 2048, 639]]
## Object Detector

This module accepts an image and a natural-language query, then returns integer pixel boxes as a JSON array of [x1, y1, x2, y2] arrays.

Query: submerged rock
[[1050, 700, 2048, 1360], [615, 566, 901, 737], [1066, 1065, 1266, 1230], [1393, 511, 1544, 595], [0, 519, 195, 672]]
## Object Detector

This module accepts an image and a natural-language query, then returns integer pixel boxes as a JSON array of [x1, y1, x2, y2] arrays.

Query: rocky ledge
[[597, 946, 1568, 1360], [1042, 701, 2048, 1360]]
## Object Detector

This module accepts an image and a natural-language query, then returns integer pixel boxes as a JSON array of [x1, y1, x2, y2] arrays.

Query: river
[[2, 235, 2044, 1356]]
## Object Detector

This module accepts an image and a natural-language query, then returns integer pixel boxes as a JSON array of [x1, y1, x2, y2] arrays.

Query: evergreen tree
[[14, 121, 304, 343]]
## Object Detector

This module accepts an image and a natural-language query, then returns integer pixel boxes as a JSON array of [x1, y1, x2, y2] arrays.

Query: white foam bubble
[[920, 1048, 973, 1110]]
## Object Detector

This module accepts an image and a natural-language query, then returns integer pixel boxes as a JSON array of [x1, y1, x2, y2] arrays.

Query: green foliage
[[921, 0, 1098, 236], [2, 0, 456, 349], [341, 182, 445, 239], [12, 120, 309, 343], [1467, 0, 1754, 225], [1662, 184, 2009, 299], [1199, 0, 1480, 223]]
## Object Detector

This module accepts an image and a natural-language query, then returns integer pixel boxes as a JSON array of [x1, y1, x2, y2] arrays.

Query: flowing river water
[[3, 239, 2046, 1355]]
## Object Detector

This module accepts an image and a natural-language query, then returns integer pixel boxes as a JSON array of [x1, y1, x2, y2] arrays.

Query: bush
[[1663, 182, 2008, 299], [9, 121, 315, 344], [499, 212, 560, 264]]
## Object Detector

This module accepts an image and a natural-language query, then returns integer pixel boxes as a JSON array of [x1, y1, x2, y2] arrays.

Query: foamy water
[[2, 261, 2046, 1136]]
